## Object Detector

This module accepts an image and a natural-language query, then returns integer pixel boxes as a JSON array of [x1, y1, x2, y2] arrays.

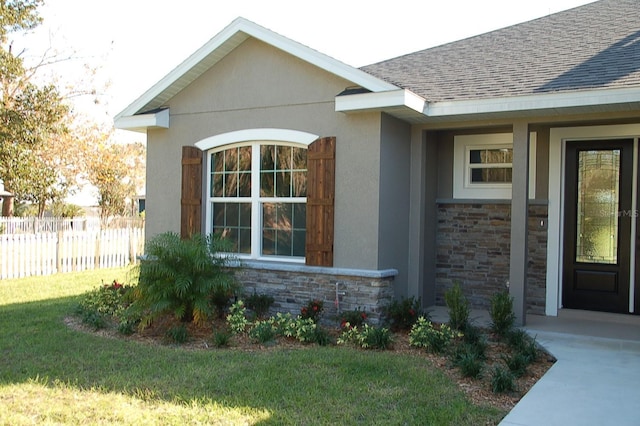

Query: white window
[[206, 141, 307, 261], [453, 133, 537, 199]]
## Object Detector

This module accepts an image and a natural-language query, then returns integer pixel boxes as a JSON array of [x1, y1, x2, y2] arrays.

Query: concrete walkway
[[500, 313, 640, 426]]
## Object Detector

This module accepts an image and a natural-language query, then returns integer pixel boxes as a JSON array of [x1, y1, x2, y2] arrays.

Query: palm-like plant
[[130, 232, 239, 329]]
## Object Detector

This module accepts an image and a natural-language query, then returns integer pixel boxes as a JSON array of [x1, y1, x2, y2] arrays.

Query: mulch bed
[[64, 315, 556, 412]]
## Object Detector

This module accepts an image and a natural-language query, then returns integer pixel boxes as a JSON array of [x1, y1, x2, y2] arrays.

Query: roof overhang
[[114, 17, 398, 132], [114, 108, 169, 133], [335, 86, 640, 123]]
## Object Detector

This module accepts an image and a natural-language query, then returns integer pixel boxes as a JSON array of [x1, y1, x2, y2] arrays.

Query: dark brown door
[[563, 139, 633, 313]]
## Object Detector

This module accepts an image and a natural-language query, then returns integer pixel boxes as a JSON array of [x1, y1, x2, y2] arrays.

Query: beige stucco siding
[[145, 38, 387, 270], [378, 114, 411, 290]]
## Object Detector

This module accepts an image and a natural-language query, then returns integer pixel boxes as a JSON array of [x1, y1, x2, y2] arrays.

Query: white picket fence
[[0, 228, 145, 279], [0, 217, 144, 234]]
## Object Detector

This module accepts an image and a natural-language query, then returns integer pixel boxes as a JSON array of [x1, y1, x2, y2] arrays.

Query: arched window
[[206, 141, 308, 259]]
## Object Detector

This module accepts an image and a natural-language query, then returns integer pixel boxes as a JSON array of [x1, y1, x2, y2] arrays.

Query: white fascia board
[[242, 21, 397, 93], [115, 17, 397, 121], [335, 89, 427, 114], [426, 86, 640, 117], [114, 108, 169, 132]]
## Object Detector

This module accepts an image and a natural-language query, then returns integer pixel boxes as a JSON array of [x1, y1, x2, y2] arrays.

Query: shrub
[[408, 317, 460, 353], [130, 232, 240, 329], [506, 329, 539, 362], [491, 366, 517, 393], [212, 330, 232, 348], [444, 282, 470, 331], [269, 314, 330, 345], [489, 290, 516, 336], [210, 287, 235, 319], [502, 352, 530, 378], [338, 308, 368, 330], [249, 321, 277, 344], [76, 280, 133, 330], [300, 299, 324, 323], [244, 293, 275, 319], [226, 301, 249, 335], [166, 325, 189, 344], [337, 324, 392, 350], [453, 350, 484, 379], [385, 296, 424, 330]]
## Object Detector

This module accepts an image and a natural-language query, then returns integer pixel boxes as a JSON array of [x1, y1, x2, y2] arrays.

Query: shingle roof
[[361, 0, 640, 102]]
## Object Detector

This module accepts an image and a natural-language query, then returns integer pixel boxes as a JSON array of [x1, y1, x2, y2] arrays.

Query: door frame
[[548, 124, 640, 316]]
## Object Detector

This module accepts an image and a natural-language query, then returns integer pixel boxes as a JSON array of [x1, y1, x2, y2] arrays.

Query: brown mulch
[[64, 315, 556, 412]]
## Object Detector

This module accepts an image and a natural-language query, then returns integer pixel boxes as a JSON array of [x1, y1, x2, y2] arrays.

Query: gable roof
[[114, 17, 397, 130], [116, 0, 640, 130], [361, 0, 640, 102]]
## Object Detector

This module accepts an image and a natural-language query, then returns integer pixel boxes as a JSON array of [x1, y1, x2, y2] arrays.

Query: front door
[[563, 139, 634, 313]]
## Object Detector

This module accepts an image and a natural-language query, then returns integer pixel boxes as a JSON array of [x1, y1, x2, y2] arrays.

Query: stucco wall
[[378, 113, 411, 297], [145, 38, 388, 271]]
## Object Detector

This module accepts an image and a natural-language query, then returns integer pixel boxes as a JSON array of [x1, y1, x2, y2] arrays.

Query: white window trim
[[453, 132, 537, 199], [202, 136, 310, 263]]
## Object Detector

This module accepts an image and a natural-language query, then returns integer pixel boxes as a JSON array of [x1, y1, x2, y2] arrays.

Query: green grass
[[0, 268, 505, 425]]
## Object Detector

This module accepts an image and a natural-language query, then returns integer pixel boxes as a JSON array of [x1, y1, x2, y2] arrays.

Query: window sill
[[232, 259, 398, 279]]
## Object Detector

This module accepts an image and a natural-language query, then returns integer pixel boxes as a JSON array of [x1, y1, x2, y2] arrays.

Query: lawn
[[0, 267, 505, 425]]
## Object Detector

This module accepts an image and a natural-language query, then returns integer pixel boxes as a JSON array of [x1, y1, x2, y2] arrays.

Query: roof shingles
[[361, 0, 640, 102]]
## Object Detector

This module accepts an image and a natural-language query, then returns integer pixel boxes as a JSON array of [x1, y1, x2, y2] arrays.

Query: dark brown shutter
[[306, 137, 335, 266], [181, 146, 203, 239]]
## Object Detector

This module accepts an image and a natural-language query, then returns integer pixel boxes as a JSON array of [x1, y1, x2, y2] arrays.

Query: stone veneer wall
[[435, 202, 548, 314], [233, 262, 396, 325]]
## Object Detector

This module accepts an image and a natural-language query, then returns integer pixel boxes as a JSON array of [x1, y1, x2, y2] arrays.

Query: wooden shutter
[[306, 137, 335, 266], [180, 146, 203, 239]]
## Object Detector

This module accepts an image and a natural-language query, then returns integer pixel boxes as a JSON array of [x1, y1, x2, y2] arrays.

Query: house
[[115, 0, 640, 325]]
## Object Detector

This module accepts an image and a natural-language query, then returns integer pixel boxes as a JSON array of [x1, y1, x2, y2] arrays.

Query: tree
[[83, 126, 145, 220], [0, 0, 69, 216]]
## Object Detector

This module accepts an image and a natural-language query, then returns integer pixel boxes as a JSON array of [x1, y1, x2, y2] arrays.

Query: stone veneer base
[[232, 261, 397, 325]]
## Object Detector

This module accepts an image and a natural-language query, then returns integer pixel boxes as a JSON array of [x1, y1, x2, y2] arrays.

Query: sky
[[8, 0, 596, 205], [12, 0, 596, 130]]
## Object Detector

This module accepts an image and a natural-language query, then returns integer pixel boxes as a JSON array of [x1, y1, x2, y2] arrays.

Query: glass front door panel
[[575, 149, 620, 264]]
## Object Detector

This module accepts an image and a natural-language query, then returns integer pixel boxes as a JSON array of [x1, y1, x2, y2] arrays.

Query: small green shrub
[[506, 329, 539, 362], [311, 327, 331, 346], [80, 310, 107, 330], [166, 325, 189, 344], [489, 290, 516, 336], [266, 312, 295, 336], [385, 296, 424, 330], [300, 299, 324, 323], [212, 330, 232, 348], [361, 325, 392, 349], [337, 324, 392, 350], [226, 301, 249, 335], [270, 315, 330, 345], [461, 325, 487, 358], [117, 318, 138, 335], [454, 350, 484, 379], [491, 366, 517, 394], [76, 280, 133, 330], [210, 288, 235, 319], [339, 308, 368, 329], [408, 317, 460, 353], [444, 282, 470, 331], [249, 321, 277, 344], [244, 293, 275, 319], [502, 352, 531, 377]]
